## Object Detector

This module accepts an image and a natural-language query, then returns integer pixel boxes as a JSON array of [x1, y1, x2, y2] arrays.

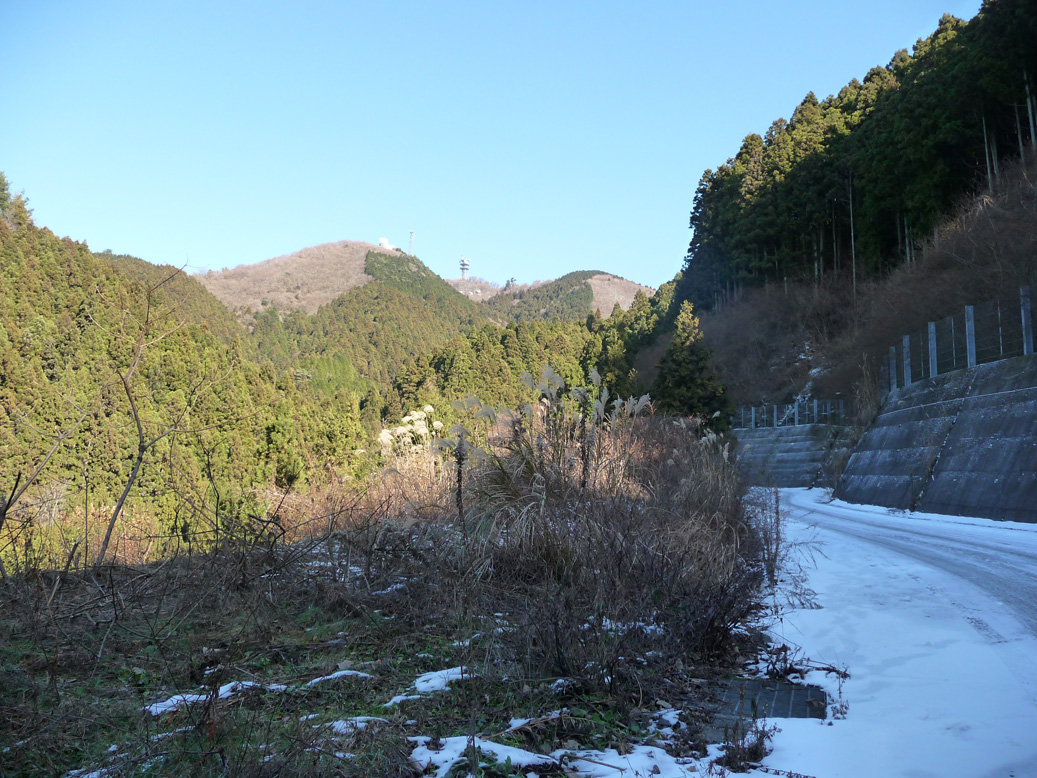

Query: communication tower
[[409, 231, 414, 254], [460, 256, 470, 281]]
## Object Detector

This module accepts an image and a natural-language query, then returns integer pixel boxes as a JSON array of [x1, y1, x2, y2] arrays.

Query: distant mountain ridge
[[447, 272, 655, 320], [197, 240, 654, 323], [477, 271, 655, 323]]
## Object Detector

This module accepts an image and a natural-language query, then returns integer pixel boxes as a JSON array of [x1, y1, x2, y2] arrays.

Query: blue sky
[[1, 1, 981, 290]]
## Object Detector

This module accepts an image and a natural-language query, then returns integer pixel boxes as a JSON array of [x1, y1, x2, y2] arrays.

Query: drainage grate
[[718, 678, 827, 719], [701, 678, 827, 741]]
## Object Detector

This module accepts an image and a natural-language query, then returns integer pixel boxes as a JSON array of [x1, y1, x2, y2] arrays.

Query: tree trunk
[[819, 225, 824, 284], [1017, 103, 1027, 162], [992, 128, 1000, 181], [84, 468, 89, 566], [982, 113, 994, 190], [1025, 68, 1036, 147], [848, 171, 857, 302], [832, 201, 839, 277], [904, 215, 912, 265], [96, 445, 145, 567]]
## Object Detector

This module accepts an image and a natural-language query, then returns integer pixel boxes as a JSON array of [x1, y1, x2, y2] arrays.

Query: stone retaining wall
[[836, 354, 1037, 522]]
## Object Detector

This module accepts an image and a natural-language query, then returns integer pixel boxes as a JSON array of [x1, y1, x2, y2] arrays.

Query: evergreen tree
[[679, 2, 1036, 308], [651, 302, 728, 424]]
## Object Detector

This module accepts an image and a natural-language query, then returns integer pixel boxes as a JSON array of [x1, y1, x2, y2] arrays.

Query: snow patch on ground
[[409, 736, 704, 778], [414, 666, 471, 693], [325, 716, 388, 735], [146, 673, 357, 716], [303, 669, 373, 687]]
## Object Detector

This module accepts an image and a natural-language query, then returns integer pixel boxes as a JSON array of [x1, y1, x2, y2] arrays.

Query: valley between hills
[[1, 2, 1036, 775]]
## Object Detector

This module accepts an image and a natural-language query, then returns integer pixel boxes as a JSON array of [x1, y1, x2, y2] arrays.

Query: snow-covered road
[[759, 489, 1037, 778], [783, 489, 1037, 640]]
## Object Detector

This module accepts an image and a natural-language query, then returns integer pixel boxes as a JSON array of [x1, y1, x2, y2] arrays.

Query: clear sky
[[1, 1, 982, 290]]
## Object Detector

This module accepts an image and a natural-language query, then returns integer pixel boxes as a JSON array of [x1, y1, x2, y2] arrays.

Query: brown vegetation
[[0, 373, 770, 776], [699, 154, 1037, 407], [587, 273, 656, 317], [196, 241, 382, 316]]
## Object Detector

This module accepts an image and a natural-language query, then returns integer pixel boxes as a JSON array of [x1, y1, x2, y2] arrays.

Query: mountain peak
[[196, 240, 395, 314]]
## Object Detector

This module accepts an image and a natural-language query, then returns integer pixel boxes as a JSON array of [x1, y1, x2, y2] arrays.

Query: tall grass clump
[[456, 368, 757, 695], [336, 367, 762, 702]]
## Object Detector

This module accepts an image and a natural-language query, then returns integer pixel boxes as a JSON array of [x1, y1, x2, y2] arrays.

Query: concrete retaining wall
[[836, 354, 1037, 522], [734, 425, 852, 488]]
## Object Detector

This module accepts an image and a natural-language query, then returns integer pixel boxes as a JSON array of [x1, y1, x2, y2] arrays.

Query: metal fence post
[[794, 403, 799, 425], [773, 405, 779, 428], [751, 406, 756, 429], [903, 335, 912, 387], [965, 305, 977, 368], [928, 321, 938, 378], [889, 346, 897, 391], [813, 398, 818, 424], [997, 300, 1005, 357], [1023, 286, 1034, 356]]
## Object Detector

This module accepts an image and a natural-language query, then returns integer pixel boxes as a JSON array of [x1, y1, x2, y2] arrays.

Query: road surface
[[754, 488, 1037, 778], [783, 488, 1037, 641]]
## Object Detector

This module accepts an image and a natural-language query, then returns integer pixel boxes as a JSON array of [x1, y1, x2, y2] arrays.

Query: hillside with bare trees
[[196, 240, 383, 316]]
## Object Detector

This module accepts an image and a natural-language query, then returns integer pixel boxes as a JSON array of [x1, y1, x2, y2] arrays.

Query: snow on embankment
[[836, 353, 1037, 521]]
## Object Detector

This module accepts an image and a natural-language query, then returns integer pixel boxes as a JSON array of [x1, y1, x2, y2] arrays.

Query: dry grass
[[0, 372, 771, 776]]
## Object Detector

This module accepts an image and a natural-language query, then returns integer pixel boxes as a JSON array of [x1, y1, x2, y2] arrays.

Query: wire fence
[[881, 286, 1034, 392], [732, 286, 1034, 429], [731, 399, 848, 430]]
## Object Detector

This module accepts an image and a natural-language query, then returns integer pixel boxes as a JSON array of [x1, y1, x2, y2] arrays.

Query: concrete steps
[[734, 425, 850, 488]]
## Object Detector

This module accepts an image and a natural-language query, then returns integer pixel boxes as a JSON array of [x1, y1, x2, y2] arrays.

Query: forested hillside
[[391, 277, 727, 423], [0, 161, 731, 570], [249, 251, 484, 421], [679, 0, 1036, 310], [0, 183, 372, 560], [481, 271, 599, 322]]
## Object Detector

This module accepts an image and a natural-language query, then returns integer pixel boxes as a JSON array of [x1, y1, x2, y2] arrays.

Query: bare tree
[[93, 271, 194, 567], [0, 406, 89, 581]]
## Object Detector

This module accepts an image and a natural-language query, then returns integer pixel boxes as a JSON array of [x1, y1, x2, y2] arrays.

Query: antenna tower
[[460, 255, 470, 281], [409, 231, 414, 254]]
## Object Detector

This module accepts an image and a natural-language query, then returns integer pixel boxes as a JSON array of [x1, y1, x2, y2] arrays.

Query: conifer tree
[[651, 302, 728, 424]]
